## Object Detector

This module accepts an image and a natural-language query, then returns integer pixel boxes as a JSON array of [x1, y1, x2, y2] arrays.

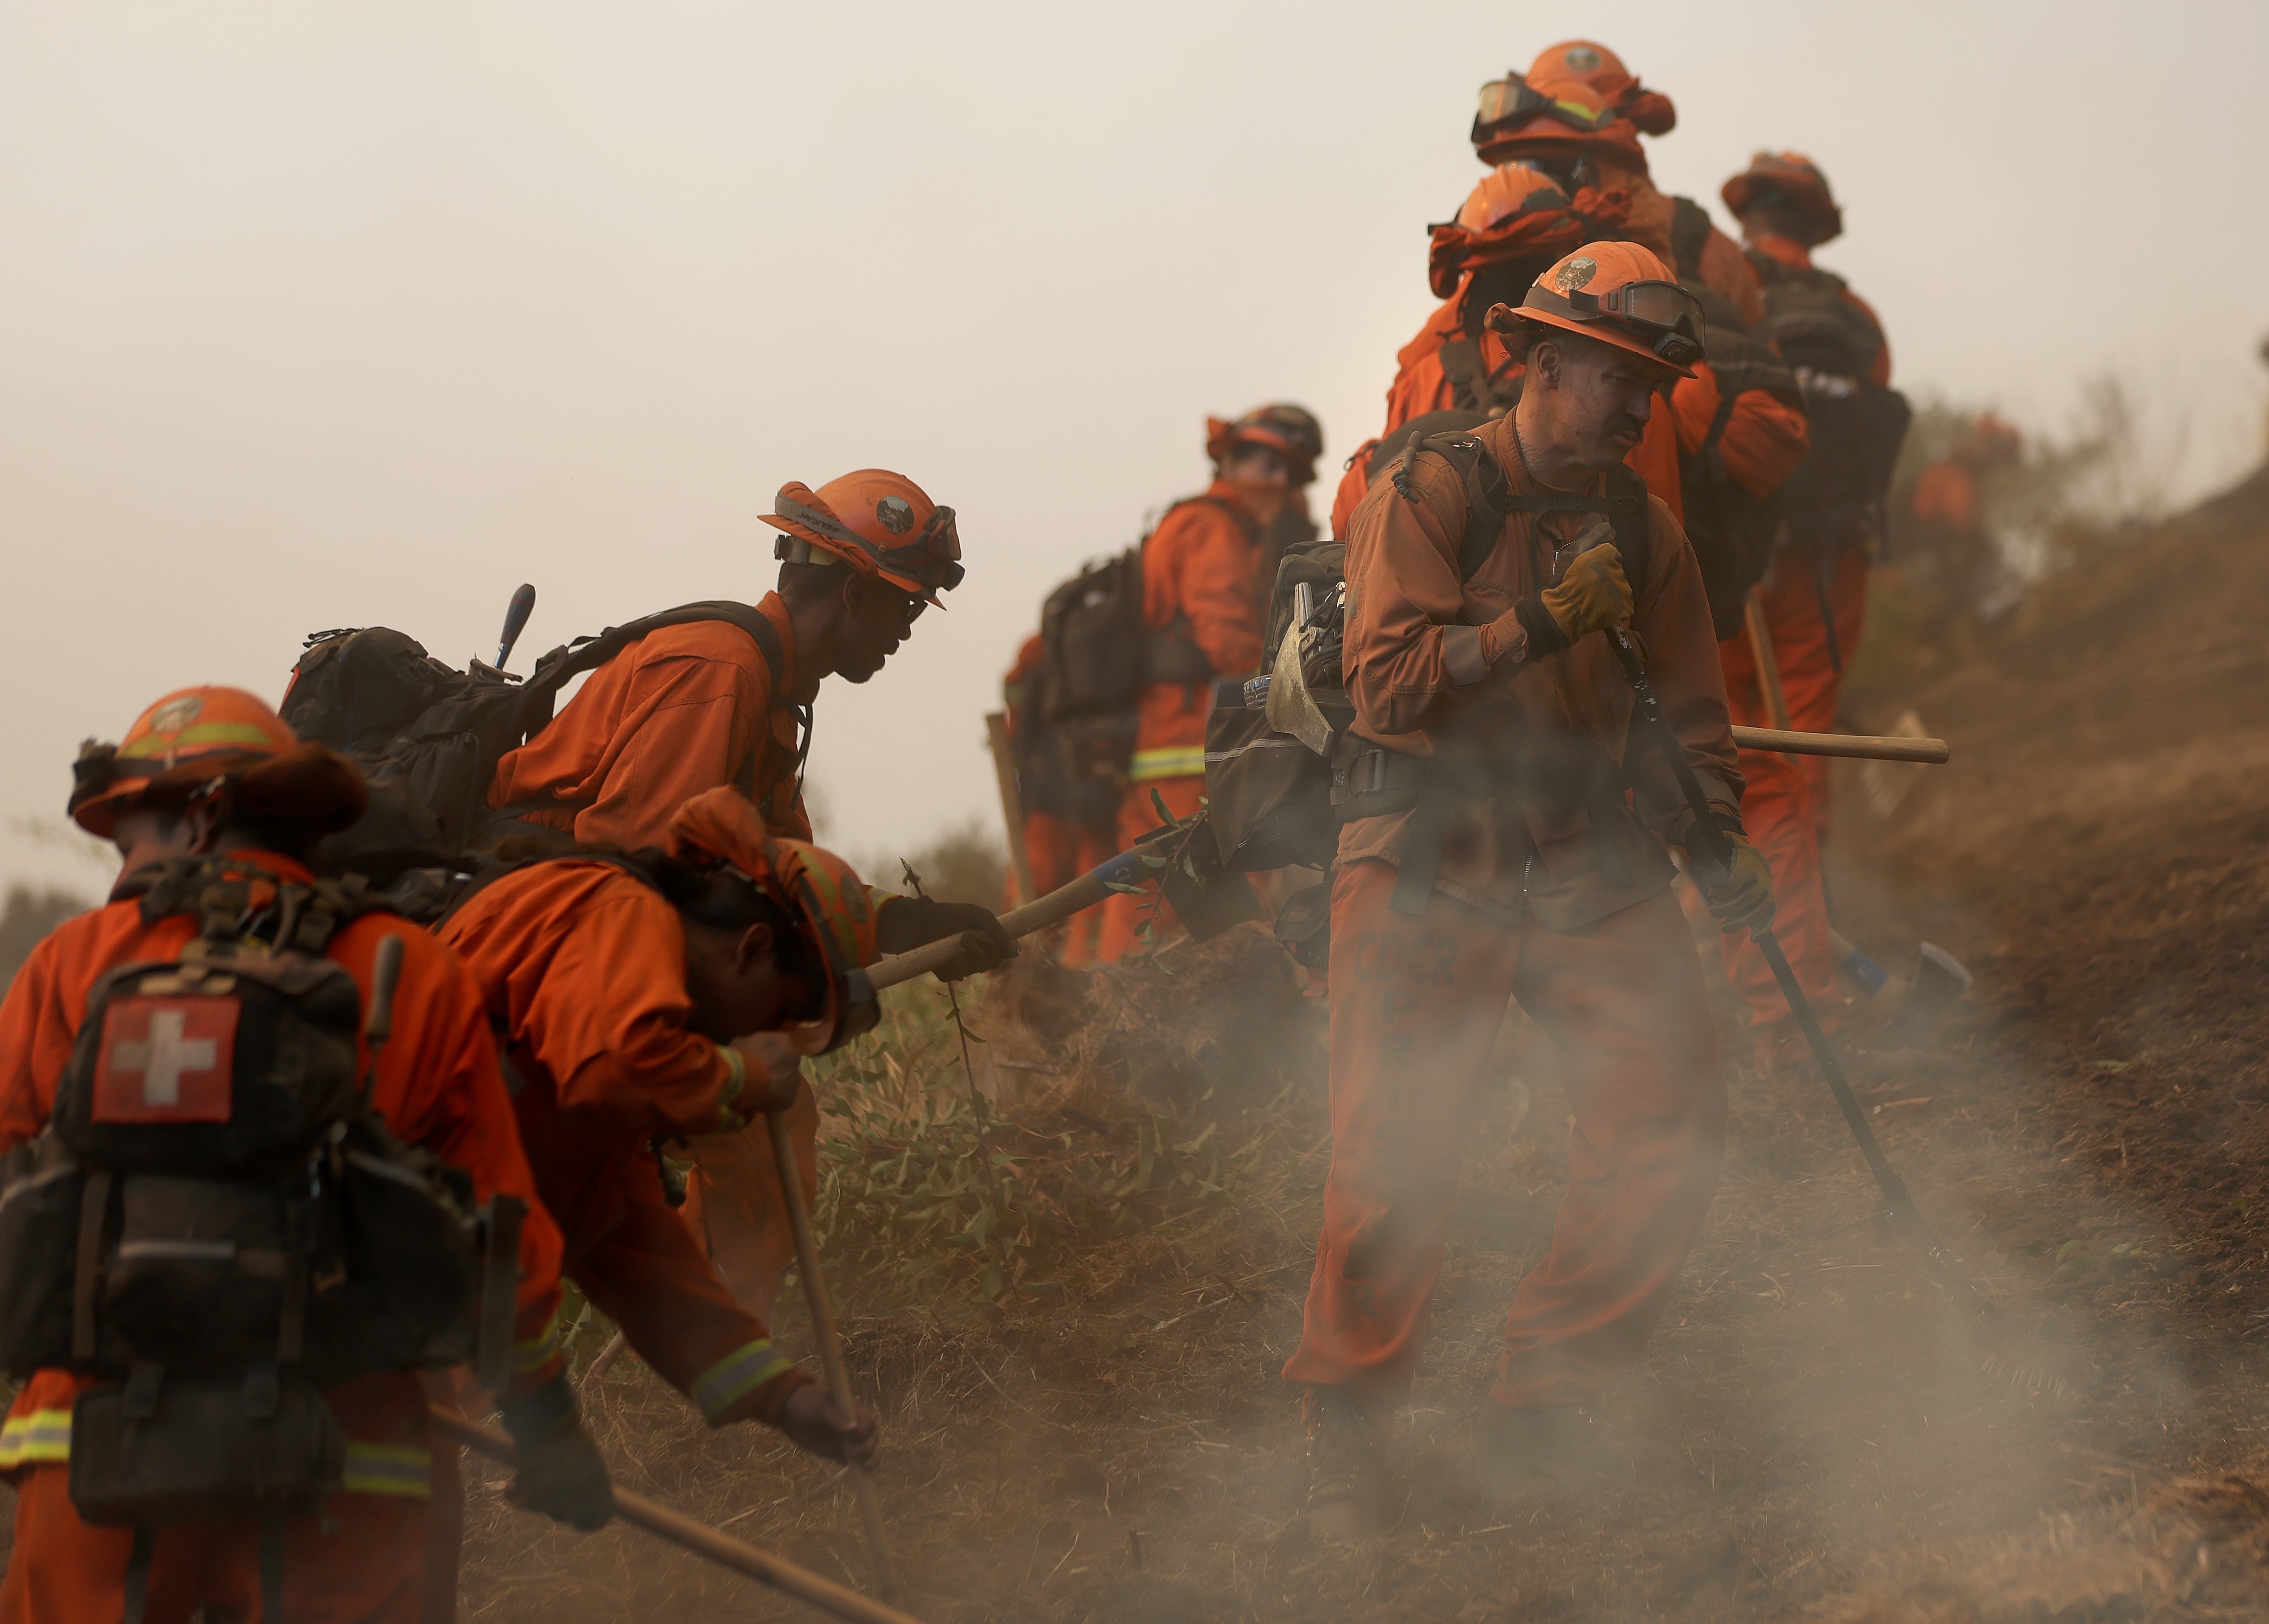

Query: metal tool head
[[1263, 620, 1335, 756], [1888, 941, 1974, 1042]]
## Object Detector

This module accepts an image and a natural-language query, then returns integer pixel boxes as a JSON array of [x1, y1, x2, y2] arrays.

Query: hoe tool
[[866, 816, 1243, 993], [768, 1106, 898, 1602], [1604, 618, 1992, 1315], [429, 1407, 927, 1624]]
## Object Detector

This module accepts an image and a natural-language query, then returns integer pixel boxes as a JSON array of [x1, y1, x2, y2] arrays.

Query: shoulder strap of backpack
[[1669, 197, 1714, 282], [1386, 432, 1515, 584], [1493, 468, 1653, 595], [430, 850, 665, 933], [127, 857, 391, 957], [532, 601, 784, 701], [1387, 434, 1653, 593]]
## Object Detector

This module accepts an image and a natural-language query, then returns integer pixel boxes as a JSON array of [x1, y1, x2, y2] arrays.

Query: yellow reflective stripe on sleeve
[[0, 1409, 74, 1468], [342, 1441, 431, 1499], [692, 1340, 793, 1421], [1128, 746, 1207, 784], [512, 1307, 563, 1376]]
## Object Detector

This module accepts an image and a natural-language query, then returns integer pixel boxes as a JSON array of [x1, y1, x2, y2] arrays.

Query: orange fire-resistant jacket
[[436, 858, 805, 1424], [1338, 417, 1740, 932], [1128, 481, 1273, 785], [1672, 361, 1813, 499], [1909, 462, 1978, 532], [488, 593, 812, 846], [0, 851, 566, 1500], [1004, 632, 1044, 746]]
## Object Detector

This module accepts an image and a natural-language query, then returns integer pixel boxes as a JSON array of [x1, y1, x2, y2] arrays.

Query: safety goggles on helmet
[[770, 493, 967, 598], [1524, 278, 1705, 367], [1474, 75, 1613, 135]]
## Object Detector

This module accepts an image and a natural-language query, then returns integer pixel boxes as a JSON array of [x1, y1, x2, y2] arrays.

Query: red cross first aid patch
[[93, 995, 240, 1123]]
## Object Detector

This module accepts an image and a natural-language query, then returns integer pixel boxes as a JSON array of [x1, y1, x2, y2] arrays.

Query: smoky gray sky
[[5, 1, 2265, 892]]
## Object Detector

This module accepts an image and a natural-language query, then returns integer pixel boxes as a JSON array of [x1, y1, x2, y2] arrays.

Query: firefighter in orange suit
[[1284, 246, 1774, 1534], [488, 471, 1012, 1314], [0, 687, 600, 1624], [1715, 151, 1904, 1067], [1096, 407, 1318, 963], [438, 787, 883, 1456], [1003, 634, 1114, 965]]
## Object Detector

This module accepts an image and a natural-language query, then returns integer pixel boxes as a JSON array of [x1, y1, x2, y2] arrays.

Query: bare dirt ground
[[433, 466, 2269, 1620]]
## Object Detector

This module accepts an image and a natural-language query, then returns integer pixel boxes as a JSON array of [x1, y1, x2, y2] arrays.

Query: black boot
[[1302, 1386, 1392, 1538]]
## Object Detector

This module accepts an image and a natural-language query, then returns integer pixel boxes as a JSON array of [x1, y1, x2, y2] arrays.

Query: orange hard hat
[[667, 786, 882, 1056], [764, 469, 965, 606], [1489, 241, 1703, 378], [1469, 76, 1644, 172], [69, 685, 367, 840], [1456, 163, 1571, 235], [1722, 151, 1843, 245], [1428, 168, 1633, 298], [1206, 405, 1321, 485], [1526, 40, 1677, 136]]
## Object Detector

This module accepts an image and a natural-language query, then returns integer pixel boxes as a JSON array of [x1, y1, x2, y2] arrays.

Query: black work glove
[[499, 1374, 615, 1530], [1675, 806, 1776, 936], [874, 896, 1018, 980]]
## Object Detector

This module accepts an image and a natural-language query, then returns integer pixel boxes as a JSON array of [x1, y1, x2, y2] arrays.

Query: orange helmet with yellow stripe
[[69, 685, 367, 840]]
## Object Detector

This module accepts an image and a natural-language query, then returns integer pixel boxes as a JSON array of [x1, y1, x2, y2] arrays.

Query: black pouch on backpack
[[0, 1134, 85, 1375], [101, 1176, 296, 1375], [308, 1127, 482, 1382], [69, 1372, 346, 1525], [1204, 707, 1340, 872]]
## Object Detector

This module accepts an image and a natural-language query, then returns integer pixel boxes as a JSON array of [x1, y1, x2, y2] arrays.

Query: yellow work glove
[[1483, 543, 1636, 665], [1540, 543, 1634, 646]]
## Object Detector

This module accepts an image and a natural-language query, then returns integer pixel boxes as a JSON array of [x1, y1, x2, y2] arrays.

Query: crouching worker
[[1283, 245, 1775, 1533], [0, 687, 604, 1624], [437, 785, 880, 1465]]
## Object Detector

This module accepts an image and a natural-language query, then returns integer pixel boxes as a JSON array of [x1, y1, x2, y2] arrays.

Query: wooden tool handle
[[865, 831, 1175, 993], [426, 1406, 927, 1624], [1730, 725, 1949, 764], [768, 1113, 898, 1602]]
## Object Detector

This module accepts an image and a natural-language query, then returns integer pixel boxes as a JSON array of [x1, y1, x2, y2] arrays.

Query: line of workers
[[0, 33, 1926, 1614], [995, 38, 1908, 1527]]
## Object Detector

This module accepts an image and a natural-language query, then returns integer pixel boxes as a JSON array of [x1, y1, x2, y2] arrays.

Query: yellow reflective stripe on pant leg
[[1127, 749, 1207, 784], [0, 1409, 74, 1468], [692, 1340, 793, 1422], [343, 1441, 432, 1499], [512, 1307, 563, 1378]]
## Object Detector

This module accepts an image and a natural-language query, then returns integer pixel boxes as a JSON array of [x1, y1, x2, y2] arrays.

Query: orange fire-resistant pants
[[1022, 809, 1114, 967], [680, 1074, 821, 1322], [1716, 546, 1870, 1028], [1283, 860, 1726, 1411], [1, 1460, 441, 1624]]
